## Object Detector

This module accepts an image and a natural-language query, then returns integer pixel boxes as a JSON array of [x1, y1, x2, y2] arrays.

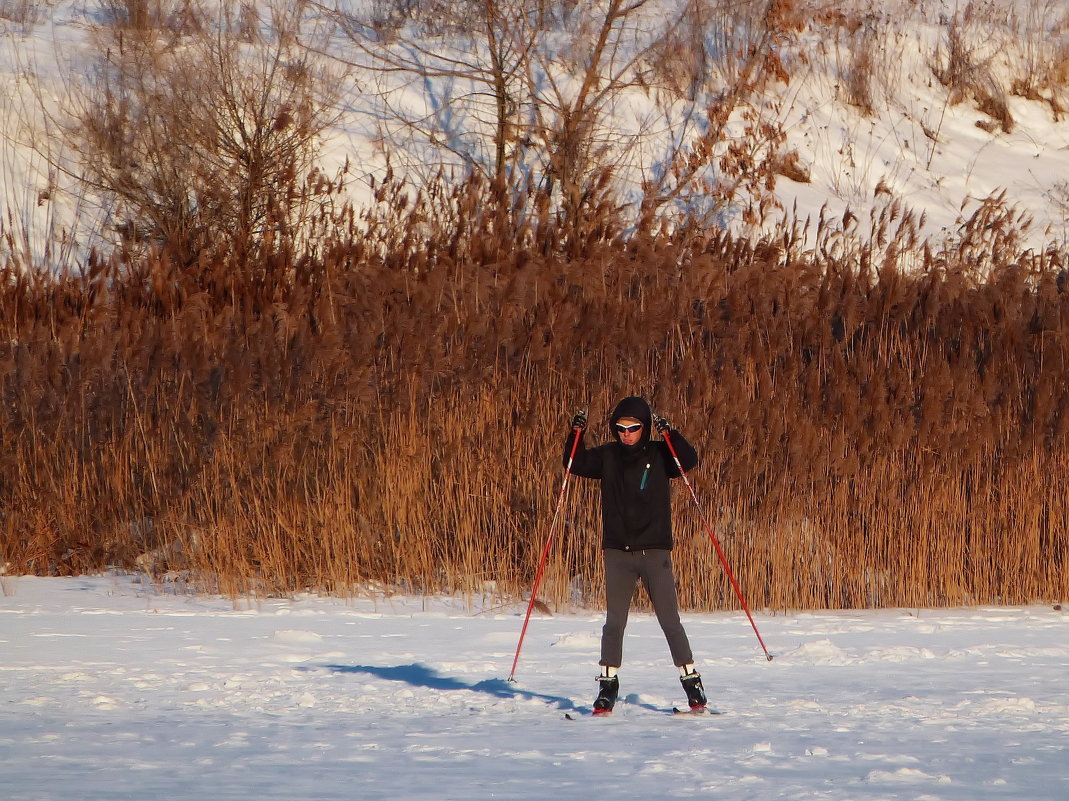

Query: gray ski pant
[[600, 548, 694, 668]]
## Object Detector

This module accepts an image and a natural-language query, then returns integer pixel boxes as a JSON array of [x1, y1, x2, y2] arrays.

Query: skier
[[564, 396, 707, 714]]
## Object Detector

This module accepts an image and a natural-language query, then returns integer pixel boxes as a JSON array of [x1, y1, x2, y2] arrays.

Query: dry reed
[[2, 181, 1068, 611]]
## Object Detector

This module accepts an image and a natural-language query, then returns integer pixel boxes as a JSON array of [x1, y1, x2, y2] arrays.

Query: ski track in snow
[[2, 575, 1068, 800]]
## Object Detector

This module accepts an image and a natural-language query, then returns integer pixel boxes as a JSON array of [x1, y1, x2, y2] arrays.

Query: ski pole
[[661, 428, 774, 661], [507, 418, 585, 682]]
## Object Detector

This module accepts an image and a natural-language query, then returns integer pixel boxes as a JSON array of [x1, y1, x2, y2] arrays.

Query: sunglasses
[[615, 422, 643, 433]]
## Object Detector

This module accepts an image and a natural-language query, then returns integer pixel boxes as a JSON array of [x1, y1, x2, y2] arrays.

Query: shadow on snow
[[303, 662, 578, 711], [303, 662, 674, 714]]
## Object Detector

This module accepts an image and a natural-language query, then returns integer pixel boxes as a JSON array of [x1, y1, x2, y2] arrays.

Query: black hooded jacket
[[563, 396, 698, 552]]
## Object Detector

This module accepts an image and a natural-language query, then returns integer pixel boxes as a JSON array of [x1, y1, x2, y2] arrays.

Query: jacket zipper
[[640, 463, 650, 490]]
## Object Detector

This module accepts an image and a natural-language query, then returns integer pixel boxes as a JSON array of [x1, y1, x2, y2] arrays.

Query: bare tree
[[634, 0, 799, 230], [64, 0, 345, 266], [329, 0, 706, 235], [325, 0, 540, 190], [327, 0, 796, 238], [513, 0, 798, 235], [523, 0, 670, 217]]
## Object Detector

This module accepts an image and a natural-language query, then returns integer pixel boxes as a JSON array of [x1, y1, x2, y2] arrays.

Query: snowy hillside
[[2, 0, 1069, 259], [773, 0, 1069, 249], [3, 574, 1068, 800]]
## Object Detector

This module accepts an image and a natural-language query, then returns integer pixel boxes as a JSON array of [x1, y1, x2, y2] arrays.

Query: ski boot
[[592, 674, 619, 715], [680, 670, 707, 711]]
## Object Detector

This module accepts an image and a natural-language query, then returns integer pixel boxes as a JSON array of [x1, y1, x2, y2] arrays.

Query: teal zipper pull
[[640, 463, 650, 490]]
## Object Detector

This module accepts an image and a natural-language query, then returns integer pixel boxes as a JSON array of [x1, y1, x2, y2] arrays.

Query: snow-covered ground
[[3, 574, 1067, 800]]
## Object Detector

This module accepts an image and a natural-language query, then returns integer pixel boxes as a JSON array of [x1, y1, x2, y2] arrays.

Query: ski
[[564, 709, 611, 720], [672, 706, 721, 716], [565, 707, 720, 719]]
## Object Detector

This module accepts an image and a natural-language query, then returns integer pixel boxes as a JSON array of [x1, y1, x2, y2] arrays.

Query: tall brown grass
[[2, 181, 1068, 611]]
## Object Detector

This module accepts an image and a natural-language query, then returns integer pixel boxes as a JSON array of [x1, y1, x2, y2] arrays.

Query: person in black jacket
[[564, 396, 707, 714]]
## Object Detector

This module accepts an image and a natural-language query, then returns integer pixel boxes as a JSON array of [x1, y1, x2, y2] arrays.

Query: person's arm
[[563, 410, 603, 478], [653, 415, 698, 476]]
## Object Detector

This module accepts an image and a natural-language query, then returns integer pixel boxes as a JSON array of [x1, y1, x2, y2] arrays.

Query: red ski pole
[[662, 428, 774, 661], [507, 419, 585, 682]]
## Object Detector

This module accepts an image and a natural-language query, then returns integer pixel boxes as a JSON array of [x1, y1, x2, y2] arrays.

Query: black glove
[[571, 408, 588, 430], [653, 414, 671, 433]]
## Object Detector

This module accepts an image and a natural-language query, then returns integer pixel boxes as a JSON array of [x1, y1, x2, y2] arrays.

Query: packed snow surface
[[3, 574, 1067, 800]]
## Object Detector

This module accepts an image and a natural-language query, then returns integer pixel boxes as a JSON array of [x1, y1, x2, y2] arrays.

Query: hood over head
[[609, 396, 652, 445]]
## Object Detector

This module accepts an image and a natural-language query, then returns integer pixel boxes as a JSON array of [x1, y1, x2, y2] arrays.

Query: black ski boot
[[680, 670, 707, 710], [593, 674, 619, 715]]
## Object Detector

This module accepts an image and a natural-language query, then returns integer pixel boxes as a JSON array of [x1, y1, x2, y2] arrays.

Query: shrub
[[65, 0, 344, 271], [932, 2, 1014, 133]]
